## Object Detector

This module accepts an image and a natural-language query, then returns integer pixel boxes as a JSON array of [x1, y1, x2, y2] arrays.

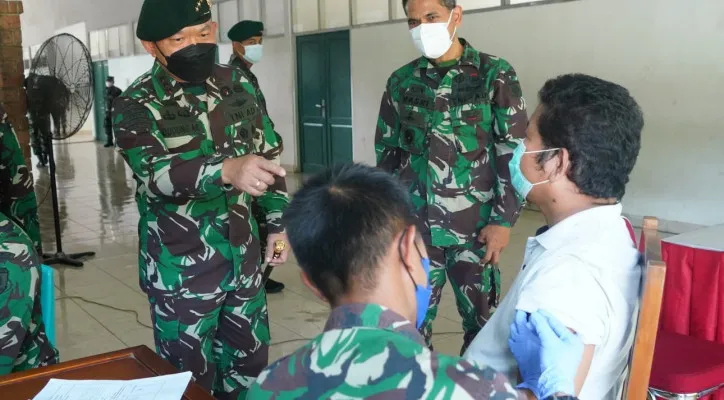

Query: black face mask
[[158, 43, 217, 84]]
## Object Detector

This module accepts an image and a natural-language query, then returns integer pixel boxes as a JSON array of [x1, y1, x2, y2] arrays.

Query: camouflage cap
[[227, 20, 264, 42], [136, 0, 213, 41]]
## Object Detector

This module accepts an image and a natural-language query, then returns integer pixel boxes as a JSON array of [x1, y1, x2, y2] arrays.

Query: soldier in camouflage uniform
[[375, 0, 527, 353], [247, 163, 582, 400], [227, 20, 285, 294], [0, 103, 59, 374], [113, 1, 289, 398]]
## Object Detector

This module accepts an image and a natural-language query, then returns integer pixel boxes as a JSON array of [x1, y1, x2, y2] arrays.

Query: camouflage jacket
[[0, 104, 42, 252], [0, 217, 59, 374], [112, 61, 288, 295], [375, 39, 527, 248], [229, 55, 269, 121], [247, 303, 524, 399], [228, 55, 276, 227]]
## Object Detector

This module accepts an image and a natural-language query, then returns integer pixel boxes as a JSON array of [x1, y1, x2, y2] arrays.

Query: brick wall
[[0, 1, 29, 163]]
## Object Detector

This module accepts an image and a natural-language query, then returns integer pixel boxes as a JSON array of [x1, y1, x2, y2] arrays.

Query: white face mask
[[409, 11, 457, 59], [242, 44, 264, 64], [105, 82, 112, 88]]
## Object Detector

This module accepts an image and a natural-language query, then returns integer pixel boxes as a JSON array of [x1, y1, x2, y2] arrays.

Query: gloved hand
[[509, 309, 584, 399]]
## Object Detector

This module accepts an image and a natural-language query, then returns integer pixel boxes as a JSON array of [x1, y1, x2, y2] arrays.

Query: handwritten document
[[32, 371, 193, 400]]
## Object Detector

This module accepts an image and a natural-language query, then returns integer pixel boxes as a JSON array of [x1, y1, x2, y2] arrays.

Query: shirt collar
[[324, 303, 425, 346], [229, 54, 249, 70], [150, 60, 187, 100], [415, 38, 482, 75], [535, 204, 624, 250]]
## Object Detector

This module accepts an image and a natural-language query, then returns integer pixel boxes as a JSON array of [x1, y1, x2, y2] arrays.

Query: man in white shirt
[[464, 73, 644, 399]]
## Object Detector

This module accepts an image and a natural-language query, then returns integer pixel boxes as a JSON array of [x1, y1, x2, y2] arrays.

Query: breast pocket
[[452, 105, 492, 159], [452, 105, 495, 201], [220, 91, 260, 157], [156, 105, 207, 153], [398, 107, 428, 155]]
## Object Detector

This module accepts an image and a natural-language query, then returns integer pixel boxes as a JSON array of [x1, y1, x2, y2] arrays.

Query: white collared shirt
[[464, 204, 641, 400]]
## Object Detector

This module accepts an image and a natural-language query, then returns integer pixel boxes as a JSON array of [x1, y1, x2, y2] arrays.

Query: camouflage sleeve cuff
[[488, 207, 521, 228]]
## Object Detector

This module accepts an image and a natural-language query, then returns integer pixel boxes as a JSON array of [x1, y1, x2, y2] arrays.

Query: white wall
[[110, 38, 297, 169], [21, 0, 144, 47], [219, 38, 297, 169], [107, 54, 154, 90], [351, 0, 724, 227]]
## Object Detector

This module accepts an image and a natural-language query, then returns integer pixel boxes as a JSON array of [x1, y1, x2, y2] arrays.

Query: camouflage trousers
[[420, 243, 501, 356], [0, 218, 59, 375], [148, 279, 269, 399]]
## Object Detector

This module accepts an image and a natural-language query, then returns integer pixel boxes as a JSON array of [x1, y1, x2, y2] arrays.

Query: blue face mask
[[509, 141, 560, 200], [400, 231, 432, 329], [414, 256, 432, 329]]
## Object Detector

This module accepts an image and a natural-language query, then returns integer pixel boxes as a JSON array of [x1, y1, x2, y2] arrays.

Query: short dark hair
[[283, 163, 415, 305], [402, 0, 456, 11], [536, 74, 643, 200]]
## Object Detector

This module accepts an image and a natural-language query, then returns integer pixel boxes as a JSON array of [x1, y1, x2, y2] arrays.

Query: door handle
[[315, 99, 326, 118]]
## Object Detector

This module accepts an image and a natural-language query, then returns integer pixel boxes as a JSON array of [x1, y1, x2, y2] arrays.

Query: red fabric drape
[[661, 241, 724, 400]]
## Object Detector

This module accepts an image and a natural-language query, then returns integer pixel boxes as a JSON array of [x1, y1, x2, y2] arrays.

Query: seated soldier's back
[[464, 204, 640, 400], [248, 304, 520, 399]]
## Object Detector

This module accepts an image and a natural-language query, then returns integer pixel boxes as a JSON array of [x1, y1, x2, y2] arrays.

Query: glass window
[[352, 0, 389, 25], [132, 21, 144, 55], [118, 24, 134, 57], [392, 0, 406, 20], [211, 2, 220, 38], [321, 0, 350, 29], [458, 0, 501, 10], [263, 0, 286, 36], [219, 0, 240, 42], [241, 0, 262, 20], [293, 0, 319, 33], [107, 26, 120, 58]]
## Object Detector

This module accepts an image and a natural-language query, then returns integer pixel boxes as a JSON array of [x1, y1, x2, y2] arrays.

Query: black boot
[[104, 142, 114, 148], [265, 278, 285, 294]]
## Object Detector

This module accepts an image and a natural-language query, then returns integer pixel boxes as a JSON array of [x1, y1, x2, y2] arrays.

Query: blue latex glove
[[509, 309, 584, 399]]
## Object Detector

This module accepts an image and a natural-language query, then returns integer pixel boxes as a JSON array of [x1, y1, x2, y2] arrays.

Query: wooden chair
[[622, 217, 667, 400]]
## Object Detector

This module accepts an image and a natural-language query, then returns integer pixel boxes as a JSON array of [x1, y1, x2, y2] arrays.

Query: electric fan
[[26, 33, 95, 267]]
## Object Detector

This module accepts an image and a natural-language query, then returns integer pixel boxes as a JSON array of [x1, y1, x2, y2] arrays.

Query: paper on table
[[32, 371, 193, 400]]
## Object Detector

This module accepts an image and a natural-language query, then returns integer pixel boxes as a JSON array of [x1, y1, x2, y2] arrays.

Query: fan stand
[[42, 134, 95, 267]]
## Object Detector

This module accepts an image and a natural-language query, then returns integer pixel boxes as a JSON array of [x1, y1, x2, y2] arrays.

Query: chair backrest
[[40, 264, 56, 346], [623, 217, 667, 399]]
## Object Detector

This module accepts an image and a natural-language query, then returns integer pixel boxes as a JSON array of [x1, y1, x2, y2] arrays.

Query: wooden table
[[0, 346, 214, 400]]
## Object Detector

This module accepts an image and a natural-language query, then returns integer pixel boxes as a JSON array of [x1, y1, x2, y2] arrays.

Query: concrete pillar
[[0, 1, 29, 163]]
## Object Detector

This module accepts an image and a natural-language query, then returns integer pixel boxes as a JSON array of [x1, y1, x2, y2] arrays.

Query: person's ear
[[141, 41, 159, 58], [548, 148, 570, 181], [233, 42, 245, 56], [453, 6, 463, 27], [300, 271, 328, 304], [400, 225, 417, 274], [210, 21, 219, 41], [400, 225, 428, 286]]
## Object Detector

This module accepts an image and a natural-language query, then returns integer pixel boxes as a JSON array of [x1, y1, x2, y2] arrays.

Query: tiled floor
[[35, 141, 547, 363]]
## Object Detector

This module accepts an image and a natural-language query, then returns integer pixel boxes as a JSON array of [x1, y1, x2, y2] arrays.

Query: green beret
[[136, 0, 213, 41], [227, 20, 264, 42]]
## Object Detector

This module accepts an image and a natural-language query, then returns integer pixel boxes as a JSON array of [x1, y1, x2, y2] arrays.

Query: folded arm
[[113, 97, 229, 201], [254, 112, 289, 234], [374, 81, 401, 173], [489, 60, 528, 227]]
